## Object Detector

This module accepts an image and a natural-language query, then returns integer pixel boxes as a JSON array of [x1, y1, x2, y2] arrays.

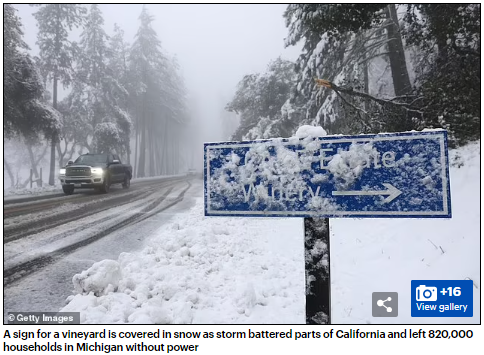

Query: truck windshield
[[74, 154, 108, 164]]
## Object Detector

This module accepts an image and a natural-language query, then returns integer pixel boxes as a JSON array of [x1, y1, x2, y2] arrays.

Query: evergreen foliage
[[403, 4, 480, 146], [33, 4, 86, 90], [283, 4, 415, 136], [33, 3, 87, 184], [129, 6, 188, 177], [225, 4, 479, 147], [227, 58, 297, 140], [66, 4, 132, 155], [4, 4, 59, 140]]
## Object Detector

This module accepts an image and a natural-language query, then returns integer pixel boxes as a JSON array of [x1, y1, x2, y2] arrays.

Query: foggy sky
[[14, 4, 301, 143]]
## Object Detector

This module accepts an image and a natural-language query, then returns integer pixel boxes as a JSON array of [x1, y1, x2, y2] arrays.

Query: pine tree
[[129, 7, 163, 177], [67, 4, 131, 155], [33, 4, 86, 185], [129, 7, 187, 177], [403, 4, 480, 146], [227, 58, 297, 140], [107, 24, 132, 161], [284, 4, 414, 134], [4, 4, 59, 141]]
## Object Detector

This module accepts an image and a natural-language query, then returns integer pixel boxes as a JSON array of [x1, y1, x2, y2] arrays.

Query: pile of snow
[[72, 260, 122, 296], [62, 138, 480, 324], [294, 124, 327, 138], [62, 209, 305, 324]]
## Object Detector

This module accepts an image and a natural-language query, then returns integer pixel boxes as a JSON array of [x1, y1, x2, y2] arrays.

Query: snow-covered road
[[3, 177, 201, 323]]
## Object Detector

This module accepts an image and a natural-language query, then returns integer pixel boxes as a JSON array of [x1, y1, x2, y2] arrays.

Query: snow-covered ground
[[61, 140, 480, 324]]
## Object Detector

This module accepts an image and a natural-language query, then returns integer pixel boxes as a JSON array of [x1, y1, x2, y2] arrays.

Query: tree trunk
[[56, 134, 74, 167], [126, 136, 131, 165], [148, 113, 155, 176], [4, 158, 15, 187], [27, 144, 42, 187], [48, 76, 58, 185], [138, 96, 146, 177], [162, 118, 169, 174], [134, 104, 139, 177], [385, 4, 411, 96]]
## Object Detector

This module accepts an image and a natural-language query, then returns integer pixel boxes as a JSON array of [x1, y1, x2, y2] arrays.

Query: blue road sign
[[204, 130, 451, 218]]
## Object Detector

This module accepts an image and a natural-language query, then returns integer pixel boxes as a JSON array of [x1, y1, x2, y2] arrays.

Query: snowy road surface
[[3, 176, 199, 322]]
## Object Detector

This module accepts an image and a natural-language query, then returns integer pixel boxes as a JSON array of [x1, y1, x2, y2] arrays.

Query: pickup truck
[[59, 153, 132, 195]]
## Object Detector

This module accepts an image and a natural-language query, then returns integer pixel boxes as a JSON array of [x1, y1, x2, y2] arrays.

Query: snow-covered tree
[[66, 5, 131, 157], [284, 4, 415, 135], [403, 4, 480, 146], [227, 58, 297, 140], [284, 3, 480, 145], [129, 6, 165, 177], [4, 4, 59, 141], [129, 6, 187, 177], [33, 3, 86, 185]]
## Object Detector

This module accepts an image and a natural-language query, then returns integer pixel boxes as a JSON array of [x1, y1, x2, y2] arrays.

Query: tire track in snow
[[4, 180, 191, 286], [4, 177, 187, 243]]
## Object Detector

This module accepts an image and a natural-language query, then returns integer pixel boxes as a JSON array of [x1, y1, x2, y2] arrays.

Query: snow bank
[[72, 260, 122, 296], [63, 206, 305, 324], [4, 184, 62, 198]]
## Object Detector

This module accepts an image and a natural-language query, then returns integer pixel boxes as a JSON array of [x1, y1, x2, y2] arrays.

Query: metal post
[[304, 217, 331, 324], [40, 167, 43, 187], [30, 169, 33, 189]]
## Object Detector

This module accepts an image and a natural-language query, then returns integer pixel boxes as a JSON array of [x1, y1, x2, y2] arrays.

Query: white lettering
[[308, 185, 321, 198], [319, 149, 333, 170], [416, 303, 437, 311], [382, 151, 396, 167], [242, 183, 257, 202]]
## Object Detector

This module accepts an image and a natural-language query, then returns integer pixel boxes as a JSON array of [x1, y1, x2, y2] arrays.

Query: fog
[[14, 3, 301, 146]]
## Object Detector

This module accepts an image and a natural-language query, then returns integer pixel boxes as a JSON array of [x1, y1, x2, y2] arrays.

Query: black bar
[[304, 217, 331, 324]]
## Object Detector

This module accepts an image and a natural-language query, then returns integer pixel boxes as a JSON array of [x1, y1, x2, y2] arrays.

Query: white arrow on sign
[[332, 183, 402, 204]]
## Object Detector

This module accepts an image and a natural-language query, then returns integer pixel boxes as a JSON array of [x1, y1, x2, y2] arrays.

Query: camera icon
[[416, 285, 438, 301]]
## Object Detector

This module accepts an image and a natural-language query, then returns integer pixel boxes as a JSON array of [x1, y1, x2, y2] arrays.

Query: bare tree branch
[[315, 78, 423, 112], [332, 89, 373, 131]]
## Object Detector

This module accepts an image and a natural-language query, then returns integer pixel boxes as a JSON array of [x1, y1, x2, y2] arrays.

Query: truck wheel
[[100, 175, 111, 193], [62, 185, 75, 195], [122, 174, 131, 189]]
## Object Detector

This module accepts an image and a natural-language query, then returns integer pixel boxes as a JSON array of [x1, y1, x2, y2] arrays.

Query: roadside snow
[[4, 184, 62, 199], [61, 140, 480, 324], [63, 207, 305, 324]]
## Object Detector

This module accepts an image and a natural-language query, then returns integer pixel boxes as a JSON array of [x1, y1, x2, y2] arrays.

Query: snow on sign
[[204, 130, 452, 218]]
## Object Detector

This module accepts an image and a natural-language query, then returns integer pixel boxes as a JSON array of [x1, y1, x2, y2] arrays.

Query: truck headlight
[[91, 168, 104, 175], [59, 168, 66, 175]]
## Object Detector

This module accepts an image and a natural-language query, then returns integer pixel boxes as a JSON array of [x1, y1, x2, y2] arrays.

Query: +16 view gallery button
[[411, 280, 473, 317]]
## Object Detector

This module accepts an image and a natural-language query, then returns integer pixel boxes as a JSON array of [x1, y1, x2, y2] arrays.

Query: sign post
[[204, 130, 452, 324], [304, 217, 331, 324]]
